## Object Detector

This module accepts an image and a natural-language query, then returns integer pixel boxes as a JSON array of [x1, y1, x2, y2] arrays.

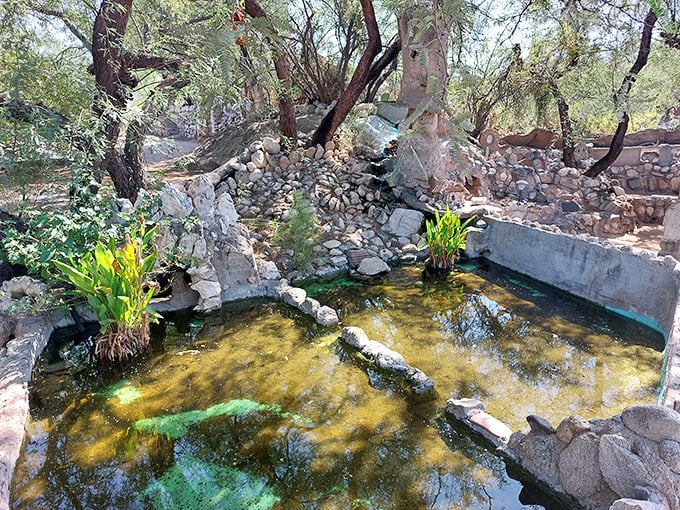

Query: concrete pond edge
[[2, 216, 680, 509]]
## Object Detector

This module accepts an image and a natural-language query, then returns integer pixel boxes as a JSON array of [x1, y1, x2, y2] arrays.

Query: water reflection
[[11, 264, 663, 509]]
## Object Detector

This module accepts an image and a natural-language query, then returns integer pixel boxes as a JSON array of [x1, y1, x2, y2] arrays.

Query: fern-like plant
[[422, 207, 476, 271], [53, 222, 162, 363]]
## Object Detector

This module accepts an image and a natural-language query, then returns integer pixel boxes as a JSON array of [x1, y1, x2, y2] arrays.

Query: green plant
[[53, 222, 162, 363], [421, 206, 477, 271], [272, 190, 319, 271]]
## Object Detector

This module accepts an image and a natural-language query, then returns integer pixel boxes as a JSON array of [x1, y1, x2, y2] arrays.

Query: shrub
[[272, 190, 319, 271], [53, 222, 162, 363], [422, 206, 477, 271]]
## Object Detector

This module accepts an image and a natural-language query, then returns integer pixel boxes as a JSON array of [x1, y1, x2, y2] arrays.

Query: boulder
[[257, 260, 281, 281], [558, 432, 603, 499], [621, 405, 680, 442], [186, 176, 216, 225], [556, 415, 591, 444], [527, 414, 556, 435], [385, 208, 424, 238], [215, 192, 239, 234], [160, 184, 193, 217], [0, 276, 49, 301], [610, 499, 667, 510], [599, 434, 653, 499], [315, 306, 339, 326], [357, 257, 390, 276]]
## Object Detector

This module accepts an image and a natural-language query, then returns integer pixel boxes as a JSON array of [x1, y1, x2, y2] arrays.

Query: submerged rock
[[339, 326, 434, 394]]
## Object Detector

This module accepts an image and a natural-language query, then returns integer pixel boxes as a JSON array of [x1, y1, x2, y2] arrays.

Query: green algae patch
[[132, 398, 306, 439], [93, 380, 141, 404], [142, 453, 279, 510]]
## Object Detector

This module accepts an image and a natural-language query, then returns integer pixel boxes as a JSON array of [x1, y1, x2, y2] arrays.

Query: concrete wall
[[471, 217, 680, 410]]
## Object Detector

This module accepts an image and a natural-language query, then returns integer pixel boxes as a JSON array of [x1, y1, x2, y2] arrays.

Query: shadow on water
[[11, 264, 663, 509]]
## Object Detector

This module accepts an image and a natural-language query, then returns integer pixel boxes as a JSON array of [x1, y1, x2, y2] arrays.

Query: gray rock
[[621, 405, 680, 442], [323, 240, 342, 249], [659, 440, 680, 473], [257, 260, 280, 281], [599, 434, 652, 499], [215, 192, 238, 233], [385, 208, 424, 238], [558, 432, 602, 499], [339, 326, 434, 394], [527, 414, 556, 435], [300, 297, 320, 316], [515, 432, 565, 487], [160, 184, 194, 217], [610, 499, 667, 510], [0, 314, 15, 348], [281, 287, 307, 307], [357, 257, 390, 276], [251, 149, 266, 168], [1, 277, 49, 301], [186, 176, 216, 224], [446, 398, 485, 420], [556, 415, 591, 444], [315, 306, 339, 326], [262, 136, 281, 154]]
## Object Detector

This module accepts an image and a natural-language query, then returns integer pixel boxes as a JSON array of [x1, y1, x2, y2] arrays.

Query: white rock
[[251, 149, 267, 169], [258, 260, 281, 280], [357, 257, 390, 276]]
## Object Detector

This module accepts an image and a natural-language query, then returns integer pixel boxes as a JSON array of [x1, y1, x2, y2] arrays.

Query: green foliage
[[133, 398, 305, 439], [0, 200, 117, 283], [53, 222, 162, 362], [142, 453, 279, 510], [421, 207, 476, 270], [272, 190, 319, 271]]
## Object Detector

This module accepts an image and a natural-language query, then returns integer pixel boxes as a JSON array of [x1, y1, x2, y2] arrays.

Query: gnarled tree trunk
[[92, 0, 144, 202], [585, 9, 657, 178], [308, 0, 381, 147], [244, 0, 297, 142]]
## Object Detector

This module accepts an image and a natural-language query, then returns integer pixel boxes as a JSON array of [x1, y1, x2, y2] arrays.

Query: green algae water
[[11, 263, 664, 509]]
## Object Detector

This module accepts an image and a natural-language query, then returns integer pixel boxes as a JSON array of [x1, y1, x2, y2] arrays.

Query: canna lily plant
[[422, 206, 477, 272], [54, 222, 161, 363]]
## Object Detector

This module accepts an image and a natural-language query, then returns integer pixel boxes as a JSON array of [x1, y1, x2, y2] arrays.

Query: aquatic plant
[[53, 221, 161, 363], [422, 206, 477, 271], [142, 453, 279, 510], [132, 398, 306, 439]]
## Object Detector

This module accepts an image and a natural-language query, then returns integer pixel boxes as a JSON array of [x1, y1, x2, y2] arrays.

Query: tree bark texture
[[552, 83, 576, 168], [584, 9, 657, 178], [244, 0, 297, 142], [308, 0, 382, 147], [92, 0, 144, 202]]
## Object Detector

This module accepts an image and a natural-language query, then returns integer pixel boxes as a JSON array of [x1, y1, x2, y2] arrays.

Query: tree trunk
[[395, 2, 455, 189], [244, 0, 297, 142], [552, 83, 576, 168], [363, 38, 401, 103], [92, 0, 144, 202], [584, 9, 657, 178], [308, 0, 381, 147]]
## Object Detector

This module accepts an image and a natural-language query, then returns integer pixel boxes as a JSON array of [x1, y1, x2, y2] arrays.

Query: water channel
[[11, 262, 664, 509]]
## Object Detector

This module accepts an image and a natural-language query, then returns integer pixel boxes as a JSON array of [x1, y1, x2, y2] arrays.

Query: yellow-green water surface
[[11, 263, 664, 509]]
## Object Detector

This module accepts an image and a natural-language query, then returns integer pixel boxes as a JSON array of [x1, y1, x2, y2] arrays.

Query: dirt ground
[[607, 224, 665, 253]]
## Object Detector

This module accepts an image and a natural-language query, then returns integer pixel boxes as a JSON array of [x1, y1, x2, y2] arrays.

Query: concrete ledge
[[468, 216, 680, 410]]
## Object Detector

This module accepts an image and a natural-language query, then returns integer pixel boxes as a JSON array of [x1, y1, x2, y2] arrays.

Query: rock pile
[[448, 399, 680, 510]]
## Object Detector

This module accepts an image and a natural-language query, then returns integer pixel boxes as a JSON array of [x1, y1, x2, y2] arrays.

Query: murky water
[[11, 262, 664, 509]]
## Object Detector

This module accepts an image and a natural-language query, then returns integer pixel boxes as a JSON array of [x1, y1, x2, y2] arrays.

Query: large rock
[[214, 192, 239, 234], [599, 434, 653, 499], [262, 136, 281, 154], [357, 257, 390, 276], [621, 405, 680, 442], [159, 183, 193, 217], [558, 432, 603, 499], [186, 176, 216, 225], [385, 208, 424, 238], [514, 432, 565, 487]]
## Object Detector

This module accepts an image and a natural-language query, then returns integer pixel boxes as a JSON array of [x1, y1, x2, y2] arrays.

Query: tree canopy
[[2, 0, 680, 201]]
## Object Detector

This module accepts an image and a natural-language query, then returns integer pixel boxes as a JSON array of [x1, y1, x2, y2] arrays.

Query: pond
[[11, 262, 664, 509]]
